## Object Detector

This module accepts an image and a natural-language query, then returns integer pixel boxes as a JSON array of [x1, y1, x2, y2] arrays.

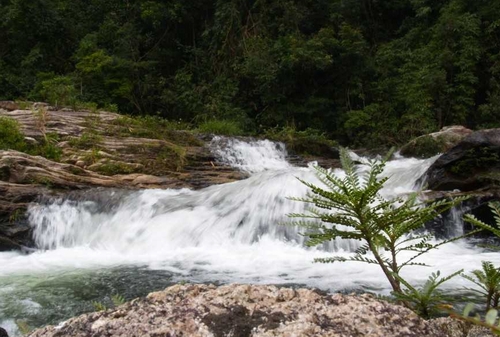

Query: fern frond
[[314, 255, 379, 265]]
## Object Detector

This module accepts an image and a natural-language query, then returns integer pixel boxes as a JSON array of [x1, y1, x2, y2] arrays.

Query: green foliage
[[0, 0, 499, 147], [111, 294, 126, 307], [197, 120, 243, 136], [451, 304, 500, 336], [450, 148, 500, 176], [92, 294, 127, 312], [69, 132, 103, 149], [462, 261, 500, 311], [401, 136, 445, 159], [35, 74, 78, 107], [0, 109, 63, 161], [463, 203, 500, 311], [0, 117, 26, 151], [34, 139, 62, 162], [81, 147, 102, 165], [265, 126, 337, 157], [464, 202, 500, 240], [392, 270, 462, 319], [91, 300, 108, 312], [289, 147, 473, 293], [112, 115, 192, 138], [15, 320, 32, 335], [93, 161, 138, 176]]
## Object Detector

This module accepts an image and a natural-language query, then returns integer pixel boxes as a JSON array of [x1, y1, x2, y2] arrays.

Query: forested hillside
[[1, 0, 499, 146]]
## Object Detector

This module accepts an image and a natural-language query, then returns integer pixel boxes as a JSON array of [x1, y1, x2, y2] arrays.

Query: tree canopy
[[1, 0, 499, 146]]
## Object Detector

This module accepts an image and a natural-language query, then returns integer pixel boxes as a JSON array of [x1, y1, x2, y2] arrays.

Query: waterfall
[[2, 137, 500, 337], [210, 136, 291, 173], [28, 141, 437, 255]]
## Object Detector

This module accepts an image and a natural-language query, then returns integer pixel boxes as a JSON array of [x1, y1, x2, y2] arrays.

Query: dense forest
[[1, 0, 499, 146]]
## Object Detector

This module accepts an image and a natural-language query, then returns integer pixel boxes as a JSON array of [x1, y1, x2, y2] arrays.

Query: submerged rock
[[27, 284, 475, 337]]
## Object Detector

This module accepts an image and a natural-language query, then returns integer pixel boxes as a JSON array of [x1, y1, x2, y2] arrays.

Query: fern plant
[[92, 294, 126, 312], [450, 304, 500, 336], [392, 270, 462, 318], [462, 261, 500, 311], [464, 202, 500, 242], [289, 147, 475, 293], [463, 203, 500, 310]]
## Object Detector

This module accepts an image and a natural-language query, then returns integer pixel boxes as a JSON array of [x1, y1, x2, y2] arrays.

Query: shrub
[[462, 261, 500, 311], [69, 131, 103, 149], [93, 161, 137, 175], [36, 74, 78, 107], [197, 120, 243, 136], [0, 117, 26, 151], [35, 141, 62, 161], [289, 147, 474, 295], [265, 126, 337, 157], [110, 115, 196, 145], [392, 270, 462, 318]]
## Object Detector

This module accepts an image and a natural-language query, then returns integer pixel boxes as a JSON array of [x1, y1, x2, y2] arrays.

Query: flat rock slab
[[27, 284, 473, 337]]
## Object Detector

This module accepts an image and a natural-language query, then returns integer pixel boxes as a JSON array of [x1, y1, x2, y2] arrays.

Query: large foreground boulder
[[27, 284, 482, 337], [423, 128, 500, 191], [400, 125, 473, 159]]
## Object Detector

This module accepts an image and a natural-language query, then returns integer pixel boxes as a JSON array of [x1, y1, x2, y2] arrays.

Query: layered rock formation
[[27, 284, 488, 337], [0, 104, 247, 250]]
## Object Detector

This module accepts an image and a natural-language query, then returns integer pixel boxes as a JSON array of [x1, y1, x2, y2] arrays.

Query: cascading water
[[1, 138, 500, 336]]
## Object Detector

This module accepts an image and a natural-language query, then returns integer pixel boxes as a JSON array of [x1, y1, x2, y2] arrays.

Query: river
[[1, 138, 498, 336]]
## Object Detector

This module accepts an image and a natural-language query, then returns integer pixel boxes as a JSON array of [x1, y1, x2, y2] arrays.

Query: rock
[[128, 174, 168, 186], [0, 235, 23, 251], [33, 102, 50, 110], [0, 327, 9, 337], [0, 180, 58, 247], [0, 101, 20, 111], [24, 137, 39, 146], [0, 107, 249, 249], [423, 128, 500, 191], [28, 284, 459, 337], [429, 317, 493, 337], [419, 188, 500, 237], [400, 125, 473, 158]]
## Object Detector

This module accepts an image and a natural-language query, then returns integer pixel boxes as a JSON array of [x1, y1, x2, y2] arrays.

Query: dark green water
[[0, 267, 177, 335]]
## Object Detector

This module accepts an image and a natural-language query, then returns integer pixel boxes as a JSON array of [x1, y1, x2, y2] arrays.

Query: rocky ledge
[[0, 105, 248, 250], [26, 284, 490, 337]]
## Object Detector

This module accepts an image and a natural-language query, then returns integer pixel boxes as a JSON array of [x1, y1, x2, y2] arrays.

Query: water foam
[[0, 138, 496, 336], [211, 136, 290, 173]]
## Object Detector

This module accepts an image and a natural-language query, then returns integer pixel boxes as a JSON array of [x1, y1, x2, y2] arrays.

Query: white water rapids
[[1, 137, 500, 335]]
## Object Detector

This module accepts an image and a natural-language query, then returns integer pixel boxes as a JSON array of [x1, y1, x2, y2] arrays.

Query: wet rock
[[0, 108, 248, 249], [401, 125, 472, 159], [0, 235, 23, 251], [0, 327, 9, 337], [28, 284, 460, 337], [423, 128, 500, 191]]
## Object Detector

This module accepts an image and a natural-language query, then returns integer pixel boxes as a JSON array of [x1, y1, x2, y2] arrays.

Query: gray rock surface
[[27, 284, 485, 337]]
